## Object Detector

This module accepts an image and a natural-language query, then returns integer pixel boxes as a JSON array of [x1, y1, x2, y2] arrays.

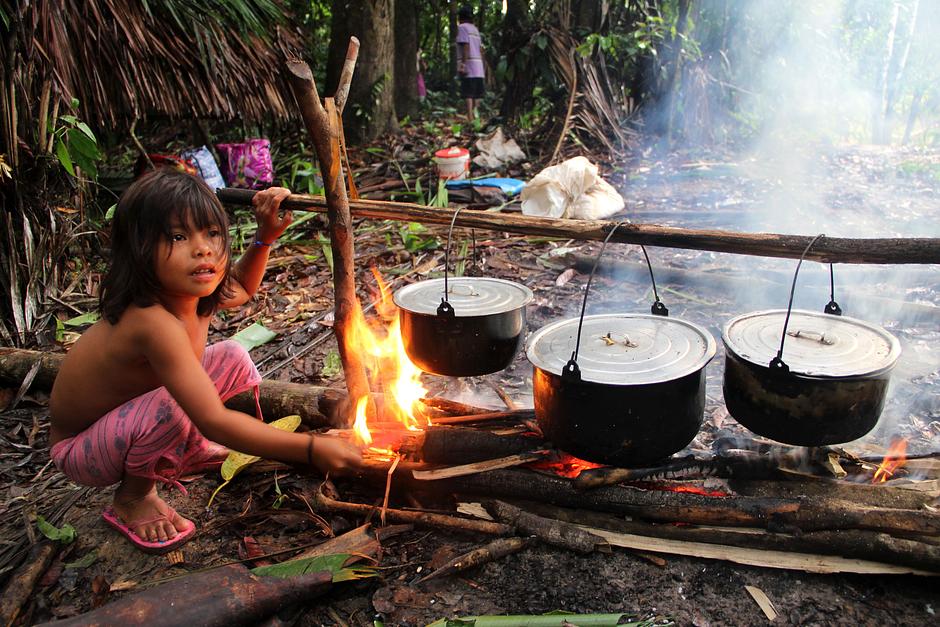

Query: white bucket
[[434, 147, 470, 180]]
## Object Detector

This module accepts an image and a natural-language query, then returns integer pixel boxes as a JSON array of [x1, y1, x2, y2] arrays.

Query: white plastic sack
[[182, 145, 226, 190], [472, 127, 527, 169], [520, 156, 624, 220]]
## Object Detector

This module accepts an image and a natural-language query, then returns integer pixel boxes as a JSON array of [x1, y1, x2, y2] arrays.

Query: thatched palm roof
[[4, 0, 306, 127]]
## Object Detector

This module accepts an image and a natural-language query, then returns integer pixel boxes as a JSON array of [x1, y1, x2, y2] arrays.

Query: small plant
[[398, 222, 439, 253], [427, 178, 449, 208], [53, 99, 102, 181]]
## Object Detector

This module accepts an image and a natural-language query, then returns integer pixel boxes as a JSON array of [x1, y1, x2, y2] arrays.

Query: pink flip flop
[[102, 506, 196, 554]]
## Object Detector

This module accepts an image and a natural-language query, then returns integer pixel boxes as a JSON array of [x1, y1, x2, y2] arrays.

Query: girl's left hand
[[252, 187, 294, 244]]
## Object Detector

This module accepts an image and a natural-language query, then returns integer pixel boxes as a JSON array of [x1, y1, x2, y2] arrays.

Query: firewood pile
[[307, 397, 940, 577]]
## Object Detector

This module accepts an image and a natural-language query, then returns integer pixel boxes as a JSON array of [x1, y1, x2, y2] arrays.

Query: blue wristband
[[254, 240, 272, 247]]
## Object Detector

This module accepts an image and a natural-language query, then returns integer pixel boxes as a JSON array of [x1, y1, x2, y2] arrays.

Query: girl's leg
[[50, 340, 262, 543]]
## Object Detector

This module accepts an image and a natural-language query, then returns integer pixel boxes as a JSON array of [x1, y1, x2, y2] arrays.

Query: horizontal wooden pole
[[218, 188, 940, 264]]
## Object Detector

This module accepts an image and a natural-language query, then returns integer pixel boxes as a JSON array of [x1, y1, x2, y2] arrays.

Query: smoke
[[612, 0, 940, 452]]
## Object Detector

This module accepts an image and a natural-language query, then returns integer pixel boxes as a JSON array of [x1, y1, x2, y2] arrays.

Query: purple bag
[[215, 139, 274, 189]]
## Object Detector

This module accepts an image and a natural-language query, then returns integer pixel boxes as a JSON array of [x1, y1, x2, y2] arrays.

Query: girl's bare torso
[[49, 306, 209, 445]]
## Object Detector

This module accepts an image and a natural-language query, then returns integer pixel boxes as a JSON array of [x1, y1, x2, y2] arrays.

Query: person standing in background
[[455, 5, 484, 120]]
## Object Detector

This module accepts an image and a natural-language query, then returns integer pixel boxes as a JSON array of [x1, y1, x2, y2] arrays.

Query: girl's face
[[154, 217, 228, 302]]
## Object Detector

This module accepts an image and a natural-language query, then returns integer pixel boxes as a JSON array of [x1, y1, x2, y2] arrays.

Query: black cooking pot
[[393, 208, 533, 377], [528, 313, 716, 466], [395, 277, 533, 376], [526, 225, 717, 467], [721, 234, 901, 446], [722, 309, 900, 445]]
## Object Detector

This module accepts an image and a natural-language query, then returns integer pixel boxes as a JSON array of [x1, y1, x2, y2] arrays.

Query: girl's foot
[[112, 487, 193, 544]]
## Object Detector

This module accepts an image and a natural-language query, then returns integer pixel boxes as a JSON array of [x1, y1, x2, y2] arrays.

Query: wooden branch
[[285, 57, 371, 419], [484, 500, 609, 554], [334, 37, 360, 114], [414, 537, 529, 585], [0, 542, 58, 626], [308, 489, 513, 536], [216, 189, 940, 264], [430, 408, 536, 426]]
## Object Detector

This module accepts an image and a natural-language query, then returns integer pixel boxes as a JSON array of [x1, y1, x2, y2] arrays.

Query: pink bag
[[215, 139, 274, 189]]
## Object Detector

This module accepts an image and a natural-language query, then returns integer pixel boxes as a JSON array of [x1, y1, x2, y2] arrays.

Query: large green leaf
[[36, 515, 76, 544], [251, 552, 377, 583], [231, 322, 276, 351]]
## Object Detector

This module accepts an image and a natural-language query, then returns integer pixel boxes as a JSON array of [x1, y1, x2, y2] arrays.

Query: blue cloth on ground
[[445, 177, 525, 197]]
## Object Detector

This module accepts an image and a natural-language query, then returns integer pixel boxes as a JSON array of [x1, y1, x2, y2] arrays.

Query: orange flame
[[872, 438, 908, 483], [344, 269, 430, 448]]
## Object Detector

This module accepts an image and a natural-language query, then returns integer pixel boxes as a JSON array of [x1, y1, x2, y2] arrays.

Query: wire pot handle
[[563, 222, 667, 383], [770, 233, 842, 373], [438, 206, 478, 318]]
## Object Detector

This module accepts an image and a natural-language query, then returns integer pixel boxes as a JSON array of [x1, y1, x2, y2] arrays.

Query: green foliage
[[36, 515, 76, 544], [321, 350, 342, 378], [53, 100, 102, 180], [231, 322, 277, 351], [397, 222, 440, 253], [250, 552, 377, 583]]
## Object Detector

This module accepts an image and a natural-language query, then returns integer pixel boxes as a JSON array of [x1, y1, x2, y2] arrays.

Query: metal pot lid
[[526, 313, 717, 385], [722, 309, 901, 378], [393, 277, 534, 317]]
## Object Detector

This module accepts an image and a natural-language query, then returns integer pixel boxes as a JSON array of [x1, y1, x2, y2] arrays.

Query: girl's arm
[[133, 307, 360, 472], [221, 187, 293, 308]]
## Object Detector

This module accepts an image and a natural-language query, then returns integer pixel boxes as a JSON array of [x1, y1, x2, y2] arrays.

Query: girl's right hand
[[309, 435, 363, 475]]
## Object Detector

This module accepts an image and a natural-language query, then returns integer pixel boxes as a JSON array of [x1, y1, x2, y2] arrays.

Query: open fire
[[872, 437, 908, 483], [348, 269, 431, 455]]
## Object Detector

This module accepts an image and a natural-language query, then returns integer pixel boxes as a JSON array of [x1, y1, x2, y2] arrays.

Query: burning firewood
[[403, 425, 543, 464]]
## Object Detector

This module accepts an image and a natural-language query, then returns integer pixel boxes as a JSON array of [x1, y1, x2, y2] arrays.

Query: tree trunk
[[329, 0, 398, 142], [664, 0, 691, 145], [498, 0, 530, 122], [884, 0, 921, 143], [875, 2, 901, 144], [394, 0, 418, 119]]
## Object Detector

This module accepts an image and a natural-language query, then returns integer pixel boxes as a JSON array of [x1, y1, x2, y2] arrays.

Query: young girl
[[49, 168, 362, 553]]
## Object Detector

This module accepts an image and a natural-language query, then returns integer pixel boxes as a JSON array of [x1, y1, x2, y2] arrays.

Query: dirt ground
[[3, 139, 939, 625]]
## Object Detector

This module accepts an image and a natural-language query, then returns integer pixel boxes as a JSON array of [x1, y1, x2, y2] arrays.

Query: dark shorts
[[460, 77, 485, 99]]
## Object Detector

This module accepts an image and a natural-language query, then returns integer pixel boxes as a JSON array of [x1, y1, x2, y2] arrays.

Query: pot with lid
[[526, 225, 717, 467], [721, 235, 901, 446], [393, 209, 533, 377], [722, 309, 900, 446]]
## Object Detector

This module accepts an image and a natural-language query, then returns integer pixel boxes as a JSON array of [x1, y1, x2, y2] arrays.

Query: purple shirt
[[456, 22, 484, 79]]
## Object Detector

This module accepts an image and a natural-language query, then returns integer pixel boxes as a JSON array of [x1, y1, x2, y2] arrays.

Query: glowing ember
[[527, 452, 605, 478], [344, 269, 431, 449], [872, 438, 908, 483]]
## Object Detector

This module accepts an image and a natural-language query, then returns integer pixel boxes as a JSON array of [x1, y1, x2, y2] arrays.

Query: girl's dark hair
[[99, 168, 234, 323], [458, 5, 473, 21]]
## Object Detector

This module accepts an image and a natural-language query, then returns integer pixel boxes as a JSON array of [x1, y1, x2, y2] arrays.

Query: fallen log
[[0, 348, 339, 428], [504, 500, 940, 573], [484, 500, 609, 554], [356, 466, 940, 536], [216, 190, 940, 264], [308, 490, 512, 536], [36, 564, 331, 627]]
